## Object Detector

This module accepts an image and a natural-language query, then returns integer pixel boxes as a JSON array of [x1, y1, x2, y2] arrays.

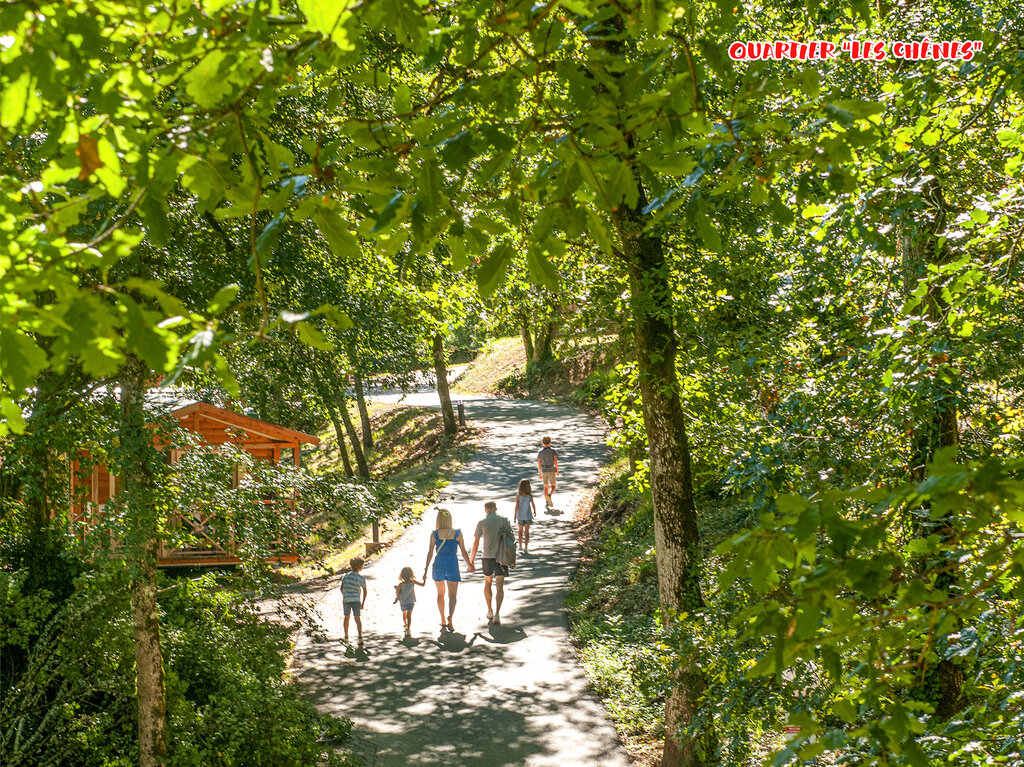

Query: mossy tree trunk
[[119, 354, 168, 767], [899, 178, 964, 718], [611, 196, 713, 767]]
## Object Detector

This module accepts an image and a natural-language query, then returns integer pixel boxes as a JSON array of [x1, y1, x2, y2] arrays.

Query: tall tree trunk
[[432, 333, 458, 436], [899, 179, 963, 717], [611, 196, 713, 767], [585, 14, 712, 763], [349, 345, 373, 449], [119, 354, 168, 767]]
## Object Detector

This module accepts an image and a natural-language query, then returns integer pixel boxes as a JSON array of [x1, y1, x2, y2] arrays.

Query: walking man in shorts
[[537, 436, 559, 508], [470, 501, 513, 625]]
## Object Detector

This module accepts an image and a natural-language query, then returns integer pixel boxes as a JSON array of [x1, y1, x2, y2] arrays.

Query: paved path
[[294, 394, 632, 767]]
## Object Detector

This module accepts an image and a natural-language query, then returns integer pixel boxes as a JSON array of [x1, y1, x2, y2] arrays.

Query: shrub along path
[[293, 393, 631, 767]]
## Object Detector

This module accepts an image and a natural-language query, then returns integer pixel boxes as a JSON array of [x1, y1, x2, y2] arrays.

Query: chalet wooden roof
[[169, 401, 320, 446]]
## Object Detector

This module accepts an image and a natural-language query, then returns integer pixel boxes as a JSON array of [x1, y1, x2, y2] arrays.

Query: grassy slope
[[285, 403, 478, 579], [450, 336, 526, 395], [452, 334, 619, 408]]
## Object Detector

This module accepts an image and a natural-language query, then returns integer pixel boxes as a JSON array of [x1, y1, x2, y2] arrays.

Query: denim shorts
[[399, 601, 414, 612], [343, 601, 361, 617]]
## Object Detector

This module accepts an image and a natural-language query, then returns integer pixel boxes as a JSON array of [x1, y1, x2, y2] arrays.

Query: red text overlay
[[727, 40, 983, 62]]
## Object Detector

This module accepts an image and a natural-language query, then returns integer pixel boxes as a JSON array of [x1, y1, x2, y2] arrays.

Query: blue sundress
[[431, 529, 462, 582]]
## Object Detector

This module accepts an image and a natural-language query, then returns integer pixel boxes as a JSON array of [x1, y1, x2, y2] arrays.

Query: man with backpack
[[470, 501, 515, 625]]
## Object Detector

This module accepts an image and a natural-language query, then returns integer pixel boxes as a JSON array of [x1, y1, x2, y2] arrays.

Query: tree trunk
[[584, 14, 712, 762], [349, 345, 373, 449], [338, 398, 370, 478], [432, 333, 458, 436], [323, 396, 354, 478], [119, 354, 168, 767], [520, 320, 535, 363], [611, 193, 713, 767], [312, 365, 368, 478], [534, 320, 557, 363], [899, 178, 963, 718]]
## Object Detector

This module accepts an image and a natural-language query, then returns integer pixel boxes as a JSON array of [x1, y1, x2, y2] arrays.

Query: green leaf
[[476, 243, 514, 297], [296, 321, 334, 350], [0, 328, 48, 392], [588, 210, 615, 256], [0, 396, 27, 435], [138, 193, 170, 247], [527, 243, 560, 291], [315, 207, 360, 258], [439, 131, 475, 170], [0, 72, 40, 129], [207, 284, 241, 315], [184, 50, 232, 109], [256, 213, 285, 257], [775, 494, 807, 515], [371, 192, 405, 233], [697, 214, 722, 253], [214, 352, 240, 398], [299, 0, 355, 50], [122, 297, 173, 372], [448, 235, 470, 271]]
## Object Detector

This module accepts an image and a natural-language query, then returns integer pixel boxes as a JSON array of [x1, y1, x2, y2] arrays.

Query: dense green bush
[[1, 562, 356, 767]]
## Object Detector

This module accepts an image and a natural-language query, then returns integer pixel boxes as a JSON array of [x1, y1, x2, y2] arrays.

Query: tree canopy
[[2, 1, 1023, 766]]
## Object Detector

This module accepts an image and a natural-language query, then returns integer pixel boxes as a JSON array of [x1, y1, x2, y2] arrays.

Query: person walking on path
[[470, 501, 514, 625], [537, 436, 559, 508], [513, 478, 538, 553], [423, 509, 474, 633], [394, 566, 425, 638], [340, 557, 368, 645]]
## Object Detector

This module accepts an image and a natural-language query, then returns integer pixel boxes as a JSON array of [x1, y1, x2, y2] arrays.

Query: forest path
[[294, 393, 631, 767]]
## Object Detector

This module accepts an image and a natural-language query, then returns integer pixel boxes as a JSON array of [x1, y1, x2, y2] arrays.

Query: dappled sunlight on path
[[294, 395, 631, 766]]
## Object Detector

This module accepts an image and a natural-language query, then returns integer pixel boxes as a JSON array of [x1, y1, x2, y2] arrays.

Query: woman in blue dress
[[423, 509, 474, 633]]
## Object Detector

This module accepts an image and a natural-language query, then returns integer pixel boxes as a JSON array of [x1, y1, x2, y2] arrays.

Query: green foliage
[[716, 453, 1024, 764], [162, 576, 355, 767], [0, 563, 355, 767]]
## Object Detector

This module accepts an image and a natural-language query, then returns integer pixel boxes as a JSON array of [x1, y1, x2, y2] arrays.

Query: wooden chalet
[[69, 397, 319, 567]]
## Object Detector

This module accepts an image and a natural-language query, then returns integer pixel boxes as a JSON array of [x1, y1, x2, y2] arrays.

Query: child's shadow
[[434, 630, 476, 652], [545, 508, 563, 516], [343, 644, 371, 662], [399, 635, 421, 648], [479, 624, 527, 644]]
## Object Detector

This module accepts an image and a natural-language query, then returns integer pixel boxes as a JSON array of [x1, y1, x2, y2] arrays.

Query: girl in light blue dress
[[423, 509, 474, 633], [514, 478, 538, 553], [394, 566, 425, 637]]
